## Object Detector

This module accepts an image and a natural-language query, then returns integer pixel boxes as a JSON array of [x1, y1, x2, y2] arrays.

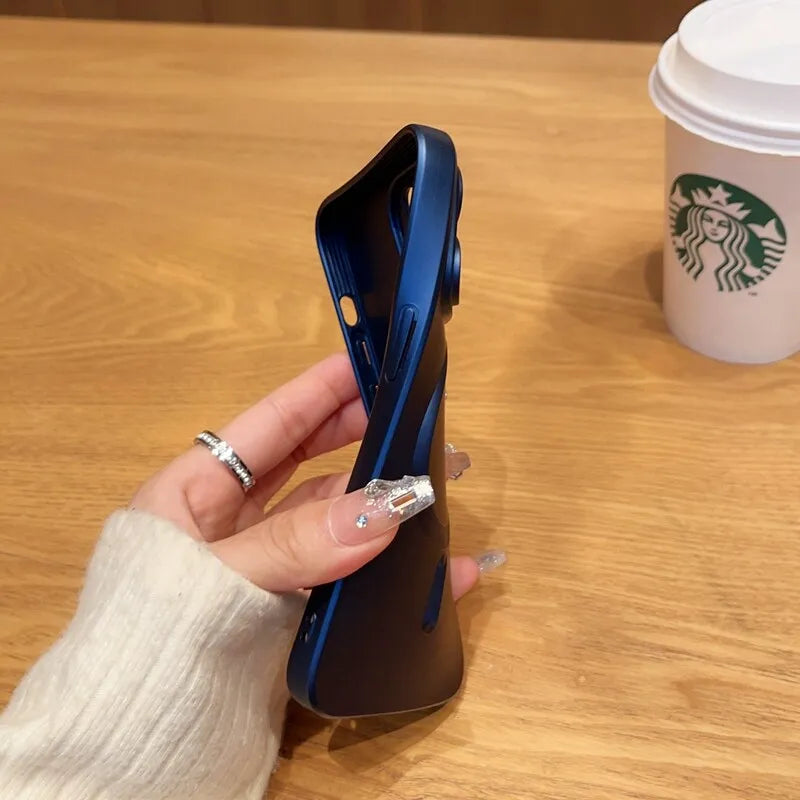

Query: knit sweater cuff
[[0, 509, 306, 800]]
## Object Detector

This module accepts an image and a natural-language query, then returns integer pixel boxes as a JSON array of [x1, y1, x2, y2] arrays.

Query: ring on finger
[[193, 430, 256, 493]]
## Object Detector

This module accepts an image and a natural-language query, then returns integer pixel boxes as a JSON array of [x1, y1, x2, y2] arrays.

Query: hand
[[132, 354, 490, 598]]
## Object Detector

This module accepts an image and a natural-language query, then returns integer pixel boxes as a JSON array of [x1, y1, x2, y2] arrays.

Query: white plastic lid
[[650, 0, 800, 155]]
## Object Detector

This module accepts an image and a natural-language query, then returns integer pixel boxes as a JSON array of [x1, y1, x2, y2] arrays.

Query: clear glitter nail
[[363, 476, 435, 518], [444, 443, 471, 480], [476, 550, 507, 575]]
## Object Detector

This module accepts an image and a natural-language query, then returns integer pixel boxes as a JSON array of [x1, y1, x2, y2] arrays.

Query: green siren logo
[[670, 174, 787, 292]]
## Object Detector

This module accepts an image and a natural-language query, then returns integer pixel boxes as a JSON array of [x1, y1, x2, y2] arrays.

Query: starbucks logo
[[669, 174, 787, 292]]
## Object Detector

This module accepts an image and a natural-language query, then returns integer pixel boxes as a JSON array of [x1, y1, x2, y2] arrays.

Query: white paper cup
[[649, 0, 800, 364]]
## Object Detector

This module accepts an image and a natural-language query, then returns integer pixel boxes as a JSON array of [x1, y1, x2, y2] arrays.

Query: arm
[[0, 510, 303, 800]]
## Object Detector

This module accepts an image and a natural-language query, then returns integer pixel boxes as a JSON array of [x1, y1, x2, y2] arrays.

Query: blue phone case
[[287, 124, 463, 717]]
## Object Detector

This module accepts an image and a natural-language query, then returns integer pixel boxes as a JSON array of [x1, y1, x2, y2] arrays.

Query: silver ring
[[193, 430, 256, 492]]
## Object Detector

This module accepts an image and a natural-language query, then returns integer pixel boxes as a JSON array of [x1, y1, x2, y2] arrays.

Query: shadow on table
[[448, 489, 510, 668], [522, 218, 667, 345], [539, 223, 675, 363], [643, 247, 663, 306], [280, 699, 464, 785], [327, 704, 455, 766]]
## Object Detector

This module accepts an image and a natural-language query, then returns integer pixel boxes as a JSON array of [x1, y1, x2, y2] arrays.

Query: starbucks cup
[[649, 0, 800, 364]]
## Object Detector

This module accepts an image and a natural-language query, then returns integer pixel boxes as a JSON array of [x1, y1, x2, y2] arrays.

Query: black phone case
[[287, 125, 463, 717]]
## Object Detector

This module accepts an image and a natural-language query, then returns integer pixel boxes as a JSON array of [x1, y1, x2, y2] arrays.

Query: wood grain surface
[[1, 17, 799, 800]]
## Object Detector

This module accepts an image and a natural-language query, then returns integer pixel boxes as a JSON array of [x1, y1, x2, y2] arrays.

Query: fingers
[[450, 550, 507, 600], [298, 397, 367, 462], [210, 475, 434, 592], [264, 472, 350, 517], [205, 354, 362, 482], [245, 397, 365, 508], [260, 444, 472, 514], [253, 440, 472, 525], [232, 469, 351, 542], [450, 552, 507, 600], [259, 440, 468, 514], [450, 556, 480, 600]]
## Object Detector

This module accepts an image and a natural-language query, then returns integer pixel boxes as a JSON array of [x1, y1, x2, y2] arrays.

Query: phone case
[[287, 124, 463, 717]]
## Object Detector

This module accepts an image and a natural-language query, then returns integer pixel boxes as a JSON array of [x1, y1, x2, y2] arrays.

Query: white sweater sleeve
[[0, 509, 307, 800]]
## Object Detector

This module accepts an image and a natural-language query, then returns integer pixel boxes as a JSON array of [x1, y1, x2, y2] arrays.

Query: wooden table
[[1, 17, 799, 800]]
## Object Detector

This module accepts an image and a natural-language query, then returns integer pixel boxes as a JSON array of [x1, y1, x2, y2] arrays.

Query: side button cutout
[[386, 305, 416, 381], [422, 556, 448, 633]]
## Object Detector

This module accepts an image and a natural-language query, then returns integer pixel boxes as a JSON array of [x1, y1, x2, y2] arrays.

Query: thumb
[[210, 475, 434, 592]]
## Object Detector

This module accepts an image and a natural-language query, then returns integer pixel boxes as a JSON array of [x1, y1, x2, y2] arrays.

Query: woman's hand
[[131, 353, 481, 598]]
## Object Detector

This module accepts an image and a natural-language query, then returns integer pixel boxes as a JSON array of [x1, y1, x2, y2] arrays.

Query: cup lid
[[650, 0, 800, 154]]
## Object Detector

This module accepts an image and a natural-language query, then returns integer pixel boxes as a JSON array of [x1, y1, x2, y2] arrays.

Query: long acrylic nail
[[328, 475, 435, 546], [445, 443, 471, 480], [475, 550, 507, 575]]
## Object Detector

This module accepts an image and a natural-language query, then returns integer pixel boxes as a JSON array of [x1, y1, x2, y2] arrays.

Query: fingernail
[[475, 550, 507, 575], [445, 443, 471, 480], [329, 475, 435, 546]]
